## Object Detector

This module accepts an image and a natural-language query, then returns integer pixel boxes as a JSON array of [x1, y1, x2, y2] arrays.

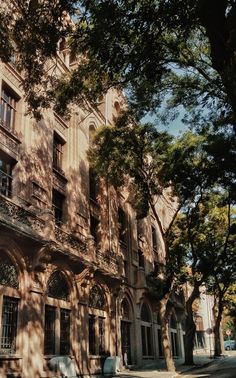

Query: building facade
[[0, 44, 185, 378]]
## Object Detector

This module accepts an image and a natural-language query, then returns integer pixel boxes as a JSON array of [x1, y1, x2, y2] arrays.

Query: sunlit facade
[[0, 44, 185, 377]]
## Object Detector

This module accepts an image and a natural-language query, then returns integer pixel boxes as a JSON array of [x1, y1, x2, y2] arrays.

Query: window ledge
[[0, 355, 22, 360]]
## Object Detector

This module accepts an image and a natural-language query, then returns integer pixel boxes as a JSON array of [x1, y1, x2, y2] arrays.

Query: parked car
[[224, 340, 235, 350]]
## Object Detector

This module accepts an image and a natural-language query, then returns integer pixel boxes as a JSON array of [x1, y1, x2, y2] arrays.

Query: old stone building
[[0, 41, 185, 377]]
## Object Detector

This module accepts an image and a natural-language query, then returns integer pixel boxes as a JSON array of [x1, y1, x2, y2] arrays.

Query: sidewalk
[[113, 354, 226, 378]]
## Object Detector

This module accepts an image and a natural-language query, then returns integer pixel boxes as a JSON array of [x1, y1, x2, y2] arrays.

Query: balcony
[[54, 226, 87, 256], [0, 193, 45, 236], [96, 249, 120, 276]]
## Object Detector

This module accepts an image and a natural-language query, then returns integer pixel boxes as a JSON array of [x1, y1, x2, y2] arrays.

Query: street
[[180, 352, 236, 378]]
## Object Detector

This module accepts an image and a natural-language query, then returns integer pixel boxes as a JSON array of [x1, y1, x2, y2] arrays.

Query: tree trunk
[[214, 298, 223, 357], [159, 294, 176, 372], [184, 283, 201, 365]]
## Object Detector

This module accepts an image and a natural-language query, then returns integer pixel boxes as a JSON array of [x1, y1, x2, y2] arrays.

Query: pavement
[[114, 353, 229, 378]]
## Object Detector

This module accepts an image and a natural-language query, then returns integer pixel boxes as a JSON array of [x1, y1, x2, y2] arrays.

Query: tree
[[173, 192, 236, 361], [89, 118, 216, 371], [1, 1, 236, 135]]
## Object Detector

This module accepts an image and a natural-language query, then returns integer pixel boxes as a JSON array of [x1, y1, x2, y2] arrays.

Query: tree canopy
[[1, 1, 236, 131]]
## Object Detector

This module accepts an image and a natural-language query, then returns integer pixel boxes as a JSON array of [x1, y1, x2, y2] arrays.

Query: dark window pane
[[53, 134, 64, 171], [89, 168, 99, 202], [0, 252, 18, 289], [46, 271, 69, 301], [44, 305, 56, 355], [52, 189, 65, 226], [141, 304, 150, 322], [89, 315, 96, 355], [138, 250, 145, 268], [152, 226, 158, 252], [98, 317, 105, 355], [89, 285, 105, 310], [60, 309, 70, 355], [118, 208, 127, 243], [141, 325, 146, 356], [0, 159, 13, 198], [90, 215, 100, 244], [0, 88, 17, 131], [0, 296, 18, 354], [146, 326, 153, 356]]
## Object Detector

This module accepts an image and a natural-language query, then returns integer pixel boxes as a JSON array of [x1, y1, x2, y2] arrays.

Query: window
[[0, 153, 15, 198], [46, 271, 69, 301], [44, 272, 71, 356], [0, 85, 18, 131], [52, 189, 65, 226], [140, 304, 153, 357], [89, 315, 96, 355], [118, 207, 127, 244], [88, 285, 106, 356], [151, 225, 158, 252], [90, 215, 100, 244], [0, 251, 19, 355], [0, 297, 19, 355], [89, 168, 99, 202], [138, 249, 145, 269], [121, 299, 132, 365], [53, 133, 65, 173], [44, 305, 56, 355]]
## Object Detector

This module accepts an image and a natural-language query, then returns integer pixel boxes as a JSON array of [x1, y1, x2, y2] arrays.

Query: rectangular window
[[151, 225, 158, 252], [98, 317, 105, 355], [89, 315, 96, 355], [89, 168, 99, 202], [52, 189, 65, 226], [53, 133, 65, 172], [0, 86, 18, 131], [44, 305, 56, 355], [0, 158, 13, 198], [118, 208, 127, 244], [0, 296, 18, 354], [60, 309, 70, 355], [90, 215, 100, 244], [138, 249, 145, 268]]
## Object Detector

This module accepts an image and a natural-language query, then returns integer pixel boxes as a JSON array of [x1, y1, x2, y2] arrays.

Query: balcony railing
[[54, 226, 87, 255], [96, 249, 120, 275], [0, 193, 45, 234]]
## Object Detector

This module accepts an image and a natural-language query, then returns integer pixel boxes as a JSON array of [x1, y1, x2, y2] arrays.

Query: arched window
[[121, 299, 130, 320], [46, 270, 69, 301], [121, 298, 132, 365], [89, 285, 105, 310], [170, 313, 179, 357], [44, 271, 70, 356], [141, 303, 151, 322], [88, 285, 106, 356], [0, 251, 19, 355], [140, 303, 153, 357], [0, 251, 18, 289]]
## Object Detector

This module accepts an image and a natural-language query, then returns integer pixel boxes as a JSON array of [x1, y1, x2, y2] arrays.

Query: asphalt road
[[180, 352, 236, 378]]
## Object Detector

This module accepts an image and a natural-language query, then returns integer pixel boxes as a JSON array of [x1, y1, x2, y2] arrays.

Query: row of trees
[[89, 119, 236, 371], [1, 0, 236, 373]]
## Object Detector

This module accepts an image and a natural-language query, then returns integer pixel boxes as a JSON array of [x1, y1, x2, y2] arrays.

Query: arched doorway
[[121, 298, 132, 366], [140, 303, 153, 358], [44, 270, 71, 356]]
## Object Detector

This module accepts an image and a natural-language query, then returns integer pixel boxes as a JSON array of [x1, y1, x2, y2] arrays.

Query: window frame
[[53, 132, 65, 173], [0, 253, 20, 357], [52, 189, 65, 226], [44, 272, 71, 357], [0, 84, 19, 132]]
